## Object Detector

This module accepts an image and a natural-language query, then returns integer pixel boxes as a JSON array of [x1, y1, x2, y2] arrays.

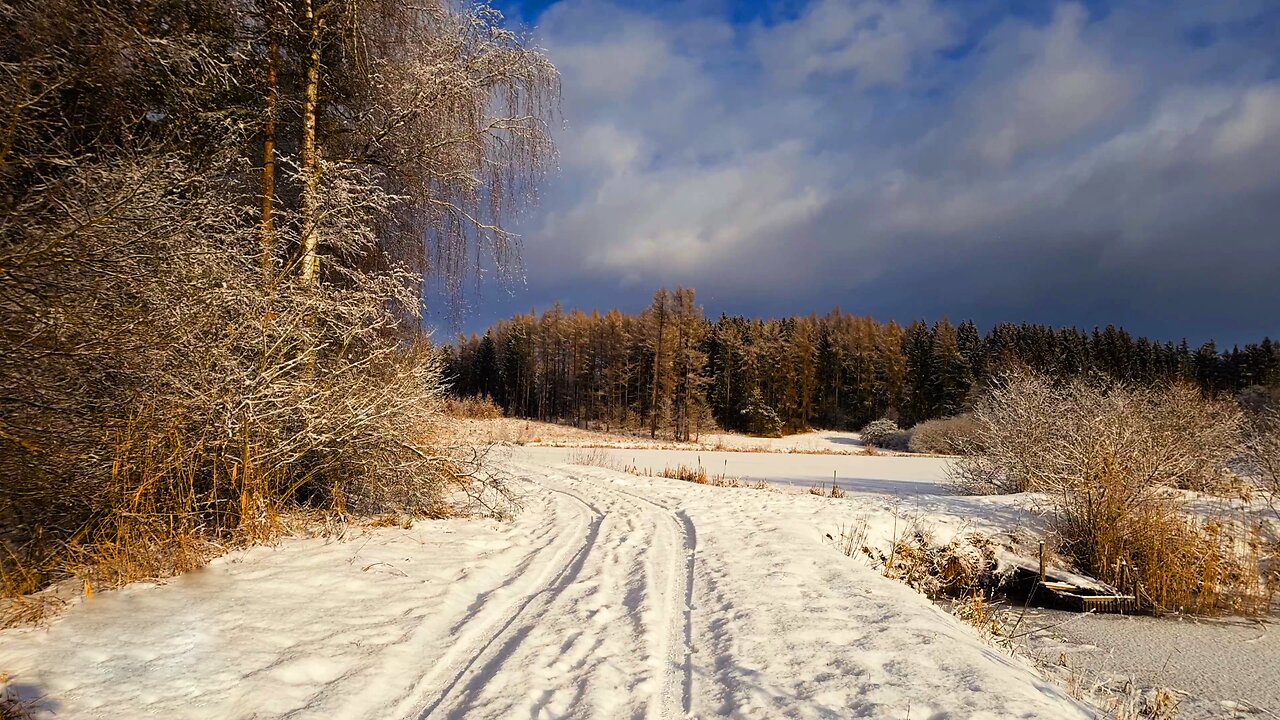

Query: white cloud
[[1212, 83, 1280, 157], [752, 0, 957, 87], [967, 3, 1136, 167], [507, 0, 1280, 338]]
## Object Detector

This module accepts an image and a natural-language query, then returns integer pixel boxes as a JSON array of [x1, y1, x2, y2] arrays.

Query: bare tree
[[0, 0, 557, 594]]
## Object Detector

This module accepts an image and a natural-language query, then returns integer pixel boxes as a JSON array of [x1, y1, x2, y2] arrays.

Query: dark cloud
[[444, 0, 1280, 345]]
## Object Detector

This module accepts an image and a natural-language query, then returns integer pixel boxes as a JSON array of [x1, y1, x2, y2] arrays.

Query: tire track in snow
[[564, 469, 698, 718], [413, 484, 604, 719], [676, 509, 697, 716]]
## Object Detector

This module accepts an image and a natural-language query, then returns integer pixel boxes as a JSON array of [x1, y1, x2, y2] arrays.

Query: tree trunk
[[299, 0, 324, 287], [650, 302, 665, 439], [260, 25, 279, 281]]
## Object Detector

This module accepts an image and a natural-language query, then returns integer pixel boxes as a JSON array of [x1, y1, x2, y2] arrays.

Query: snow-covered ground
[[0, 448, 1094, 719]]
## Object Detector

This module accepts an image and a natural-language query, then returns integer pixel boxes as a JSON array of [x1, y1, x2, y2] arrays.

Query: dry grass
[[604, 459, 773, 492], [951, 591, 1009, 645], [568, 447, 622, 470], [1045, 657, 1182, 720], [0, 673, 36, 720], [951, 370, 1269, 615], [1056, 486, 1274, 615], [443, 395, 504, 419], [830, 516, 872, 559], [658, 464, 710, 484], [0, 594, 66, 631]]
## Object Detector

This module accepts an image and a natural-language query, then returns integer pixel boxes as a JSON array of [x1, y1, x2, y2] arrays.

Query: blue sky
[[434, 0, 1280, 346]]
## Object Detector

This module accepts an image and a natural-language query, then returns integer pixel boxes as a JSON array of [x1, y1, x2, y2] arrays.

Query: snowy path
[[0, 453, 1093, 719]]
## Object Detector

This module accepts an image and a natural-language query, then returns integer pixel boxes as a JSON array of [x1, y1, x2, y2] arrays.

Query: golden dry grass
[[442, 395, 504, 419]]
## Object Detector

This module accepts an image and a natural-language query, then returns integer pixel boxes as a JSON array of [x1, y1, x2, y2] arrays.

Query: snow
[[699, 429, 870, 453], [526, 446, 953, 493], [0, 448, 1095, 719], [456, 418, 880, 455], [1014, 607, 1280, 718]]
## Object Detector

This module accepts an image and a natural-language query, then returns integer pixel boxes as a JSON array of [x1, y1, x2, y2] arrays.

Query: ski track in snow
[[0, 450, 1095, 720]]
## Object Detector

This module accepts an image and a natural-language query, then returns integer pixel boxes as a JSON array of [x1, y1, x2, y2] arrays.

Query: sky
[[434, 0, 1280, 346]]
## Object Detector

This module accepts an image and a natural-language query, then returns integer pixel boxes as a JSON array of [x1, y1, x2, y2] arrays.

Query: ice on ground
[[1015, 607, 1280, 718], [0, 449, 1092, 719]]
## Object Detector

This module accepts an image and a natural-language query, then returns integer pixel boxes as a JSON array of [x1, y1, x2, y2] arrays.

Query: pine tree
[[930, 319, 969, 417], [901, 320, 935, 424]]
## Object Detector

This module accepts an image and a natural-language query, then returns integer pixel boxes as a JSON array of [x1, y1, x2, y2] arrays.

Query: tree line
[[446, 288, 1280, 437]]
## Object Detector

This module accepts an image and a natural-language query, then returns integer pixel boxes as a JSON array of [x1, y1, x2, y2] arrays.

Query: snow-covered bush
[[952, 371, 1241, 494], [0, 158, 507, 594], [951, 370, 1264, 614], [908, 414, 981, 455], [0, 0, 556, 596], [860, 417, 901, 445], [863, 526, 998, 600]]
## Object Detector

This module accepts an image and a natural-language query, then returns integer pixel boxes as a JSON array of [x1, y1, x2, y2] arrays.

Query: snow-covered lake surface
[[1, 445, 1273, 718], [520, 445, 954, 492], [1015, 605, 1280, 718]]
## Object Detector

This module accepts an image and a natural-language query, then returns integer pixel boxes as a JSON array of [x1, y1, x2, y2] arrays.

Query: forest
[[446, 288, 1280, 437]]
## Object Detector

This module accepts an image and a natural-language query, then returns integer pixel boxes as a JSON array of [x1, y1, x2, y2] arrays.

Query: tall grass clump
[[950, 370, 1269, 614], [443, 395, 505, 419]]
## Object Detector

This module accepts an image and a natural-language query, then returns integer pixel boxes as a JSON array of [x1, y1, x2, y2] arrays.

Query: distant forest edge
[[444, 288, 1280, 438]]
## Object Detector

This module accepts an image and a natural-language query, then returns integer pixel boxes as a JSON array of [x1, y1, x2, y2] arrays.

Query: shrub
[[872, 528, 998, 600], [951, 370, 1266, 614], [658, 464, 709, 484], [568, 448, 618, 470], [859, 418, 902, 448], [908, 414, 981, 455], [951, 371, 1241, 495], [443, 394, 504, 419], [0, 161, 511, 597], [1241, 392, 1280, 509], [1054, 482, 1271, 615]]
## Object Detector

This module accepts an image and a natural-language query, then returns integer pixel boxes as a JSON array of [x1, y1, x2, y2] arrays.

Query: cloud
[[965, 3, 1137, 167], [751, 0, 958, 87], [492, 0, 1280, 343]]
